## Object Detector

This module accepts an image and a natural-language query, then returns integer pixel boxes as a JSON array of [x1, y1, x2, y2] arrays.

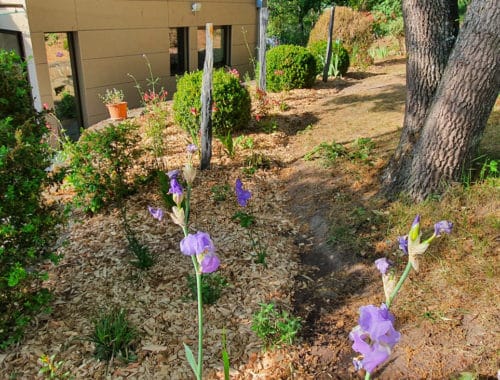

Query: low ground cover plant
[[251, 303, 301, 349]]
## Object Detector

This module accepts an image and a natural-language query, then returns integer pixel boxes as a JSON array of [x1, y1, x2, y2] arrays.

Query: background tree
[[382, 0, 499, 201], [268, 0, 329, 45]]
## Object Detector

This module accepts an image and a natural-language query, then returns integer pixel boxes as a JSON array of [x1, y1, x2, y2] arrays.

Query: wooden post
[[322, 6, 335, 82], [258, 7, 268, 91], [200, 23, 214, 170]]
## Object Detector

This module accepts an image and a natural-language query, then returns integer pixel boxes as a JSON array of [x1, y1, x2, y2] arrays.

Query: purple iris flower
[[187, 144, 198, 153], [169, 177, 183, 196], [434, 220, 453, 237], [235, 178, 251, 207], [350, 304, 400, 373], [375, 258, 391, 275], [148, 206, 164, 221], [167, 169, 180, 179], [56, 51, 63, 57], [200, 253, 220, 273], [180, 231, 216, 256], [397, 235, 408, 255]]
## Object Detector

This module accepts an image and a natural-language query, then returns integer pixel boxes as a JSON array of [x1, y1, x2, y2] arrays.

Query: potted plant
[[99, 88, 127, 120]]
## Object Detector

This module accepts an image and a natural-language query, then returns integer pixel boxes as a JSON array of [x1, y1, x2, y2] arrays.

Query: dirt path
[[276, 60, 408, 378]]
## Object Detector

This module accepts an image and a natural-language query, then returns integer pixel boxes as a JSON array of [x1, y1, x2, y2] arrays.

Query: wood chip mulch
[[0, 109, 310, 379]]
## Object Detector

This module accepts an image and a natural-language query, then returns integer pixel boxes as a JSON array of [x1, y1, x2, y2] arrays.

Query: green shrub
[[251, 303, 301, 349], [173, 69, 251, 141], [307, 40, 350, 76], [0, 50, 61, 348], [266, 45, 317, 92], [65, 121, 143, 214]]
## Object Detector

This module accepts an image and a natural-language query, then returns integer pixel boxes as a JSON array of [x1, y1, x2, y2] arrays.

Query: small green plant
[[211, 184, 230, 202], [308, 39, 350, 77], [234, 135, 254, 150], [304, 140, 347, 165], [219, 131, 236, 158], [38, 354, 72, 379], [187, 273, 228, 305], [45, 33, 59, 46], [244, 152, 272, 174], [90, 308, 137, 362], [266, 45, 317, 92], [125, 227, 154, 269], [98, 88, 124, 105], [251, 303, 301, 349], [349, 137, 375, 162]]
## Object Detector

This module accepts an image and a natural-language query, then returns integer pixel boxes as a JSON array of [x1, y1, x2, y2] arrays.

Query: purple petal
[[375, 258, 391, 275], [411, 215, 420, 228], [180, 231, 215, 256], [397, 235, 408, 255], [200, 253, 220, 273], [187, 144, 198, 153], [167, 169, 180, 179], [361, 341, 392, 373], [148, 206, 164, 221], [235, 178, 252, 207], [169, 177, 184, 196], [434, 220, 453, 236]]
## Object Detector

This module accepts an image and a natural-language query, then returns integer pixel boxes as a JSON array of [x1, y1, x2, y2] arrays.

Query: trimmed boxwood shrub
[[0, 50, 61, 348], [266, 45, 317, 92], [307, 40, 350, 76], [173, 68, 251, 140]]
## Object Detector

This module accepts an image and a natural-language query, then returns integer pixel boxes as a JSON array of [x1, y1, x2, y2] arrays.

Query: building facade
[[0, 0, 259, 129]]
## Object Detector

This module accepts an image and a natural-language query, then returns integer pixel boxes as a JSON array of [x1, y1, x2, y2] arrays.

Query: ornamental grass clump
[[148, 144, 220, 380], [350, 215, 453, 378]]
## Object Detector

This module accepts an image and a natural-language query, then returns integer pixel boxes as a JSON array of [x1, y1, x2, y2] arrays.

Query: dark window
[[197, 25, 231, 70], [0, 29, 24, 57], [170, 28, 189, 76]]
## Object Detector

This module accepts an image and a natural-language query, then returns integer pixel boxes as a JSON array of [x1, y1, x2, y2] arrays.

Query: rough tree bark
[[406, 0, 500, 200], [382, 0, 458, 195]]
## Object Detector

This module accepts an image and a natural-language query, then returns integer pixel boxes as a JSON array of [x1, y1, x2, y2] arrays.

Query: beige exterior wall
[[3, 0, 258, 126]]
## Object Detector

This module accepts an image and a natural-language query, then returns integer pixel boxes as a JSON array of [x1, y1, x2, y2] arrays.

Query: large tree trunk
[[382, 0, 499, 201], [382, 0, 458, 196], [406, 0, 500, 200]]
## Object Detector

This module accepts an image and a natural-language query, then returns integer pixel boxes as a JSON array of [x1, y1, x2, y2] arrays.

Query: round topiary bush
[[266, 45, 317, 92], [173, 68, 251, 140], [307, 40, 350, 76]]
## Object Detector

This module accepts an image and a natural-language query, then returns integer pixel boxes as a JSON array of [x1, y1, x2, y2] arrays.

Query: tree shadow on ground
[[324, 84, 406, 113], [250, 112, 320, 136], [286, 130, 401, 345]]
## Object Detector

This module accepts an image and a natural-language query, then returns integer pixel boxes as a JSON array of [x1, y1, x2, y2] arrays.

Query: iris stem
[[365, 372, 371, 380], [386, 261, 413, 309], [184, 184, 203, 380], [191, 257, 203, 380]]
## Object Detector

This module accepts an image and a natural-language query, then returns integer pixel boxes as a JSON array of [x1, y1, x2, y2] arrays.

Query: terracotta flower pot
[[106, 102, 128, 120]]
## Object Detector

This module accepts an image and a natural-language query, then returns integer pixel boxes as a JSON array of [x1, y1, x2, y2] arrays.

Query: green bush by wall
[[266, 45, 317, 92]]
